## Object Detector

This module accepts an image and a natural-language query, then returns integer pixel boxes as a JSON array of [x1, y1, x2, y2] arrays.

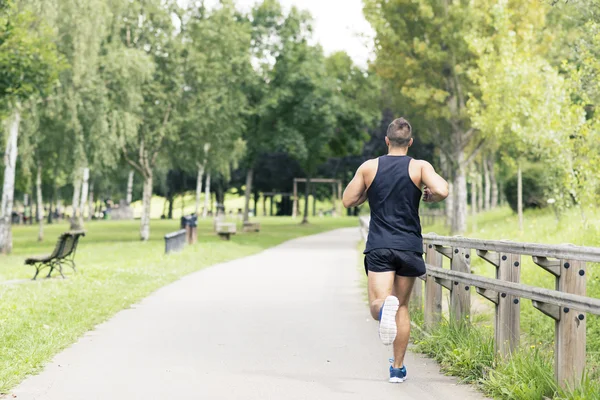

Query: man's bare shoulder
[[411, 159, 433, 169], [358, 158, 379, 173]]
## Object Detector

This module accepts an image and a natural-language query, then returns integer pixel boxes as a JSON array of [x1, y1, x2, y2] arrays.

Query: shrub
[[504, 165, 550, 213]]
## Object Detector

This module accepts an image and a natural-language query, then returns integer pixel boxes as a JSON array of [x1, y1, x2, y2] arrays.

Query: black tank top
[[364, 155, 423, 254]]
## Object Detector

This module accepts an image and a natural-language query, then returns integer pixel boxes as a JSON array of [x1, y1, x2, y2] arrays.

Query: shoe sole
[[379, 296, 399, 346], [389, 377, 406, 383]]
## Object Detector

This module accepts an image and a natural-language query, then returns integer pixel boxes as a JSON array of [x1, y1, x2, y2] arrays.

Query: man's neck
[[388, 147, 409, 156]]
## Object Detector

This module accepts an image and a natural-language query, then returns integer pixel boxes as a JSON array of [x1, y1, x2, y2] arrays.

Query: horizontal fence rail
[[359, 215, 600, 389], [164, 229, 187, 254]]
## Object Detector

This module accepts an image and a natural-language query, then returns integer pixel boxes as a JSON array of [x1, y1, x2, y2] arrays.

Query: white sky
[[202, 0, 375, 68]]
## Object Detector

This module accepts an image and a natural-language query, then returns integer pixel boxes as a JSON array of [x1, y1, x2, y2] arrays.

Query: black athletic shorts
[[364, 248, 426, 277]]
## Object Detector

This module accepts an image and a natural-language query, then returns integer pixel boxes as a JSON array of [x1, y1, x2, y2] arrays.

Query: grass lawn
[[0, 216, 357, 393]]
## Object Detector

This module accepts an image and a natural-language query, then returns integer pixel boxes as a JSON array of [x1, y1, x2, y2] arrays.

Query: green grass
[[405, 206, 600, 400], [0, 216, 357, 393]]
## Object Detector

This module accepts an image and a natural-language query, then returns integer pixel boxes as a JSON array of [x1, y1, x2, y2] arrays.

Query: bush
[[504, 165, 550, 213]]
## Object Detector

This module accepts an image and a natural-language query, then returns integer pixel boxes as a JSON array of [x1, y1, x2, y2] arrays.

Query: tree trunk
[[253, 192, 259, 217], [140, 172, 153, 241], [78, 167, 90, 227], [440, 152, 453, 228], [202, 173, 211, 218], [126, 170, 134, 205], [270, 196, 274, 216], [483, 157, 491, 211], [167, 193, 174, 219], [451, 161, 467, 235], [0, 108, 20, 254], [262, 195, 266, 216], [88, 182, 94, 221], [477, 168, 483, 213], [517, 163, 523, 232], [36, 165, 44, 242], [195, 164, 205, 215], [243, 168, 253, 223], [471, 173, 477, 217], [445, 181, 453, 228], [488, 155, 498, 209], [312, 189, 316, 217], [180, 192, 185, 217], [70, 170, 82, 230], [302, 177, 311, 224]]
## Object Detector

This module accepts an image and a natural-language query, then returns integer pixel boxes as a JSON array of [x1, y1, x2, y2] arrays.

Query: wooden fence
[[359, 216, 600, 388]]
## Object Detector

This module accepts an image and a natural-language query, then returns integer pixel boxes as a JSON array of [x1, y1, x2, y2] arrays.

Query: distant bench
[[242, 222, 260, 233], [216, 222, 236, 240], [25, 231, 85, 280]]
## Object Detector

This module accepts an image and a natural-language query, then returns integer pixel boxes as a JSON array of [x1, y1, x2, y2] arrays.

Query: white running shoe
[[378, 295, 399, 345]]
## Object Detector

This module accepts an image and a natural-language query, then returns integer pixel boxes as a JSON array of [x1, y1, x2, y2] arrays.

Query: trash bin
[[183, 215, 198, 244], [180, 215, 191, 229]]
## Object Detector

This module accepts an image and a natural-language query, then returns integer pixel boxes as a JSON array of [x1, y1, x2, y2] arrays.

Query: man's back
[[364, 155, 423, 254]]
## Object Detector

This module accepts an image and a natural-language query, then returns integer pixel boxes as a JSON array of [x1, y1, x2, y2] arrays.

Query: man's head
[[385, 117, 413, 148]]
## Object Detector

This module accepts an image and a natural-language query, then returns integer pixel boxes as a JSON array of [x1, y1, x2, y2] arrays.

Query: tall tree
[[113, 0, 182, 241], [176, 1, 251, 216], [364, 0, 484, 234], [0, 0, 60, 253]]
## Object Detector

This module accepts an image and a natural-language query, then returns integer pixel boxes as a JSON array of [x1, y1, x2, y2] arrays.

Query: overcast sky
[[201, 0, 375, 68]]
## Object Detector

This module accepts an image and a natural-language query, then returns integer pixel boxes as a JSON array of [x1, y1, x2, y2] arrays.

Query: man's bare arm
[[343, 163, 368, 208], [421, 161, 449, 202]]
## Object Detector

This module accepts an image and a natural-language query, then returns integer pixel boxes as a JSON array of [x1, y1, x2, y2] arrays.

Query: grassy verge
[[0, 217, 357, 393], [412, 320, 600, 400], [413, 207, 600, 400]]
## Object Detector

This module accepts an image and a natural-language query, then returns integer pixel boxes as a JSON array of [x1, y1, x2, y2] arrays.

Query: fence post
[[555, 259, 586, 388], [450, 247, 471, 322], [496, 253, 521, 356], [424, 244, 442, 330]]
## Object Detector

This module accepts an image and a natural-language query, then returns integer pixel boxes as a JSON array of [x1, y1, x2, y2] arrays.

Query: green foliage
[[0, 2, 61, 104], [414, 320, 495, 384], [504, 164, 550, 213], [482, 347, 556, 399]]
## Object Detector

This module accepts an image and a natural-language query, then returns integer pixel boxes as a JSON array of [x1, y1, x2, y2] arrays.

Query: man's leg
[[367, 271, 395, 320], [391, 275, 416, 369]]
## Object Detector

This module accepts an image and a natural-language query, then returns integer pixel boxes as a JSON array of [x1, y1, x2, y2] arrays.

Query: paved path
[[12, 228, 486, 400]]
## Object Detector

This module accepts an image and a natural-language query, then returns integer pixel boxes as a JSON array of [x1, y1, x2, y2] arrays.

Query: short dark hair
[[386, 117, 412, 147]]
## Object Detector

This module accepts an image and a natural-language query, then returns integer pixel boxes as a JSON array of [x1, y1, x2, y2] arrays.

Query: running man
[[342, 117, 449, 383]]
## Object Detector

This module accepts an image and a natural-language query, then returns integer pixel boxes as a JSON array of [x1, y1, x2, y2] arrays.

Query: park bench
[[216, 222, 236, 240], [242, 221, 260, 232], [25, 231, 85, 280]]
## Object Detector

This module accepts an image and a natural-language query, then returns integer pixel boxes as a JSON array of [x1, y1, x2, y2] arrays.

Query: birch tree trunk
[[140, 171, 153, 241], [36, 165, 44, 242], [488, 155, 498, 209], [517, 163, 523, 232], [483, 157, 491, 211], [471, 173, 477, 217], [445, 181, 453, 228], [195, 163, 205, 215], [451, 157, 468, 235], [302, 177, 311, 224], [79, 167, 90, 227], [88, 182, 94, 221], [0, 109, 21, 254], [70, 171, 82, 230], [243, 168, 253, 223], [477, 169, 483, 213], [126, 170, 134, 205], [202, 173, 211, 218]]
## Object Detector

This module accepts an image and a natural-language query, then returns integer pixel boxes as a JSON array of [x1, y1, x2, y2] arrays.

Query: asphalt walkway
[[12, 228, 486, 400]]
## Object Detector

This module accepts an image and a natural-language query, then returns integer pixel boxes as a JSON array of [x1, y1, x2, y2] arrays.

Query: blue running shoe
[[379, 296, 399, 345], [389, 365, 407, 383]]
